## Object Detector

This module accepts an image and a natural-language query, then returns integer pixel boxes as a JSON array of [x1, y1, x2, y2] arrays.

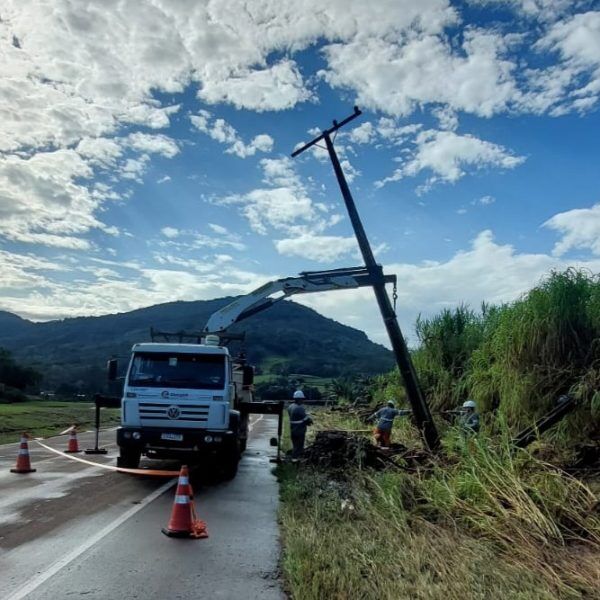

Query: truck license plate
[[161, 433, 183, 441]]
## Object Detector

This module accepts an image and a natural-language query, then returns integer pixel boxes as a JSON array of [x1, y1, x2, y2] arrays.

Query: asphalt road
[[0, 416, 283, 599]]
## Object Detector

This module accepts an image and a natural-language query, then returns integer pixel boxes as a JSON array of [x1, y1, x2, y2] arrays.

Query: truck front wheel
[[221, 444, 240, 480], [117, 447, 141, 469]]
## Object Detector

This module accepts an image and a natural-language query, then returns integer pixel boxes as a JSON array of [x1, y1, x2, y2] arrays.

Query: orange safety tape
[[34, 440, 180, 477]]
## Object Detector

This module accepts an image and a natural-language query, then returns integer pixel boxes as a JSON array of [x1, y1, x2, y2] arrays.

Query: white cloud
[[544, 203, 600, 256], [190, 111, 274, 158], [348, 122, 375, 144], [127, 132, 179, 158], [0, 249, 275, 322], [275, 234, 357, 262], [161, 227, 180, 239], [1, 0, 596, 169], [341, 159, 360, 183], [296, 229, 600, 345], [2, 0, 598, 256], [220, 188, 318, 236], [375, 119, 423, 143], [432, 106, 458, 131], [0, 250, 69, 291], [208, 223, 229, 235], [322, 29, 519, 118], [226, 134, 275, 158], [533, 11, 600, 113], [76, 137, 123, 168], [260, 157, 303, 188], [0, 3, 186, 153], [152, 254, 217, 273], [378, 129, 525, 189], [0, 149, 108, 248], [158, 228, 247, 251], [217, 157, 343, 237], [200, 116, 237, 144], [157, 175, 172, 184], [119, 156, 149, 182], [473, 195, 496, 205], [199, 59, 312, 111], [470, 0, 585, 22]]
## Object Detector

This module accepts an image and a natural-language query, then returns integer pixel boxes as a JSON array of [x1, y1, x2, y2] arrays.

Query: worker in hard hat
[[459, 399, 480, 433], [288, 390, 313, 459], [370, 400, 411, 447]]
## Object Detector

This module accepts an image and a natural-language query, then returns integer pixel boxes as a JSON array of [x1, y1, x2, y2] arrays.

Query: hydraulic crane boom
[[203, 266, 396, 334]]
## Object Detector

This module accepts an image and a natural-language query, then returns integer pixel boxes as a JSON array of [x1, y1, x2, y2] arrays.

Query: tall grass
[[279, 270, 600, 597], [412, 304, 486, 410], [279, 413, 600, 599], [469, 270, 600, 430], [379, 269, 600, 445]]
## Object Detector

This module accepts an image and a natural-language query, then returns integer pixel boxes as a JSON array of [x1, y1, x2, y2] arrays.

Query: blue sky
[[1, 0, 599, 346]]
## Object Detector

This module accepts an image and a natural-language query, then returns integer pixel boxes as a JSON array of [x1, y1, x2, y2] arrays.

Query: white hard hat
[[293, 390, 305, 400], [387, 400, 395, 407], [462, 400, 476, 409]]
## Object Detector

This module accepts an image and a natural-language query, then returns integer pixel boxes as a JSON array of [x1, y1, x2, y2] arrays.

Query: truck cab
[[117, 338, 248, 478]]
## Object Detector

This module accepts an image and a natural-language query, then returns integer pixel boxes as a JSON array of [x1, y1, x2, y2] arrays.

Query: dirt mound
[[301, 430, 390, 470], [300, 430, 432, 472]]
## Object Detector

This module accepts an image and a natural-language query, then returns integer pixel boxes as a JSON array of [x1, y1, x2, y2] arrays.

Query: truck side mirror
[[107, 358, 118, 381]]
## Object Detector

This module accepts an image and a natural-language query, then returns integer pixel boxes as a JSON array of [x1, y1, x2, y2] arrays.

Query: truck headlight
[[214, 436, 222, 443], [204, 435, 213, 443], [132, 432, 141, 440], [123, 432, 132, 439]]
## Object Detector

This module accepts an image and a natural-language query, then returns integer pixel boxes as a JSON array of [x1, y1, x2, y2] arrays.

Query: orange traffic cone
[[162, 465, 209, 539], [65, 426, 80, 453], [10, 433, 37, 474]]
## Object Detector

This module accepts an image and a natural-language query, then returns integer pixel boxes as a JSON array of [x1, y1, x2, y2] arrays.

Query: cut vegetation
[[279, 427, 599, 599]]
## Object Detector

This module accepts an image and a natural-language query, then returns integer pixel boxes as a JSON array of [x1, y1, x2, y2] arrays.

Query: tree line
[[0, 348, 42, 401]]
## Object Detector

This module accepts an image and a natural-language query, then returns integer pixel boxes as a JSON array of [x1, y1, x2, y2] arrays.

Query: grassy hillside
[[0, 297, 394, 392], [0, 401, 120, 444]]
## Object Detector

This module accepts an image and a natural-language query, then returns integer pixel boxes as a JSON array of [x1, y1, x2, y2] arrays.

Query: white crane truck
[[114, 267, 396, 477], [116, 336, 253, 477]]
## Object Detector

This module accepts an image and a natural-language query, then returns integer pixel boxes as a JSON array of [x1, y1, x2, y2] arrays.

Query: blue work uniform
[[288, 402, 311, 458], [372, 407, 410, 431], [459, 411, 480, 433]]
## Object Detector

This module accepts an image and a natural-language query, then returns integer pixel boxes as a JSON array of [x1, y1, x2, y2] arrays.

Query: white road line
[[248, 414, 264, 433], [0, 428, 118, 450], [5, 478, 176, 600], [1, 444, 118, 467]]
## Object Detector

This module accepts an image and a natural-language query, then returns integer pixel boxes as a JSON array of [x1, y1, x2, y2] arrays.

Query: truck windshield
[[128, 353, 225, 390]]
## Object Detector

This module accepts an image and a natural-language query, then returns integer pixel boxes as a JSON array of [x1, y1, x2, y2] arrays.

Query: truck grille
[[139, 402, 210, 423]]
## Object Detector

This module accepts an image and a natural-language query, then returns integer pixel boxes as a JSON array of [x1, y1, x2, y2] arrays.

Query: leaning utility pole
[[292, 107, 440, 450]]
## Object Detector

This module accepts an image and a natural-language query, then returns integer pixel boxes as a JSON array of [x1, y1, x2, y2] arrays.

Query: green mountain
[[0, 298, 394, 392]]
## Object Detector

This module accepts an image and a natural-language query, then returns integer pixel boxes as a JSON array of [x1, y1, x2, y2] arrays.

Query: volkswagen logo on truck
[[167, 405, 181, 420]]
